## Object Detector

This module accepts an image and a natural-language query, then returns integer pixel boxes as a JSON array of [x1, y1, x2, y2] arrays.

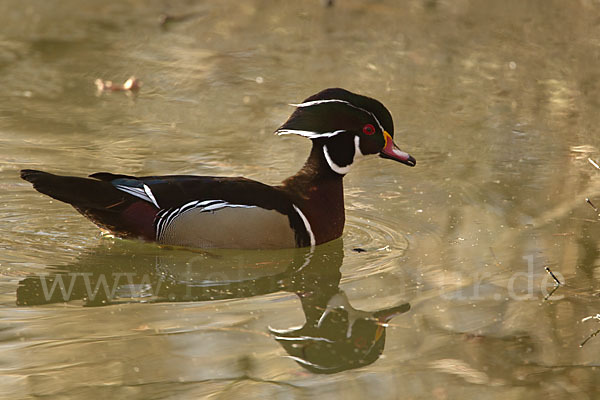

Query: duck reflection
[[271, 290, 409, 374], [16, 239, 409, 374]]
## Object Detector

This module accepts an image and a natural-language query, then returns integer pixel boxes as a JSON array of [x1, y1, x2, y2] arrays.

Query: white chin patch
[[323, 136, 363, 175], [354, 135, 364, 158], [323, 145, 351, 175]]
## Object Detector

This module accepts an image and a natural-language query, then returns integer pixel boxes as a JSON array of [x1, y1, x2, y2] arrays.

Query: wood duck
[[21, 88, 416, 249]]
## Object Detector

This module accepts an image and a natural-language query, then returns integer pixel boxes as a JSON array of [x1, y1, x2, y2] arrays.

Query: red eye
[[363, 124, 375, 135]]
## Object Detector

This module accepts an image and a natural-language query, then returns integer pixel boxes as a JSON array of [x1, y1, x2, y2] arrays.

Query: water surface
[[2, 0, 600, 398]]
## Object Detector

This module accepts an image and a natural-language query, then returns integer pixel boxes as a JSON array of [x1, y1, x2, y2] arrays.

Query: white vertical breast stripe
[[293, 205, 316, 247]]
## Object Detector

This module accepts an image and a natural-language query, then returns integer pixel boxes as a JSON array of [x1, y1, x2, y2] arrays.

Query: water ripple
[[342, 213, 410, 282]]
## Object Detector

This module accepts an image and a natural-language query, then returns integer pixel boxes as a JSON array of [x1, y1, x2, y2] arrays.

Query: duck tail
[[20, 169, 157, 239]]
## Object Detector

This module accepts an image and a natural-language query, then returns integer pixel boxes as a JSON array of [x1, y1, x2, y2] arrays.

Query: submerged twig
[[589, 158, 600, 170], [543, 285, 560, 301], [544, 266, 561, 285], [489, 247, 501, 266], [586, 198, 598, 212], [543, 266, 562, 301], [159, 11, 204, 26], [580, 330, 600, 347]]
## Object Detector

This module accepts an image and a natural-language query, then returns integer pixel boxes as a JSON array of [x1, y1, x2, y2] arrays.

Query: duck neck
[[281, 142, 345, 245]]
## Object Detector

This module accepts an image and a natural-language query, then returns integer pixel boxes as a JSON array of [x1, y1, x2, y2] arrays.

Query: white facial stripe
[[276, 129, 345, 139], [290, 98, 386, 134], [290, 99, 350, 107], [293, 205, 316, 247]]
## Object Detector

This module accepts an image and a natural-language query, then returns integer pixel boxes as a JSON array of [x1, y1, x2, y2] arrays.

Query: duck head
[[276, 88, 416, 175]]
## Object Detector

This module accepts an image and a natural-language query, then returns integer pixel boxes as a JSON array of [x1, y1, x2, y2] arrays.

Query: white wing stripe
[[143, 184, 160, 208], [115, 184, 161, 208], [115, 185, 151, 203]]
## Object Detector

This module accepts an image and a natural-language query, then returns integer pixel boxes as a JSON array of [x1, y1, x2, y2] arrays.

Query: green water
[[2, 0, 600, 398]]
